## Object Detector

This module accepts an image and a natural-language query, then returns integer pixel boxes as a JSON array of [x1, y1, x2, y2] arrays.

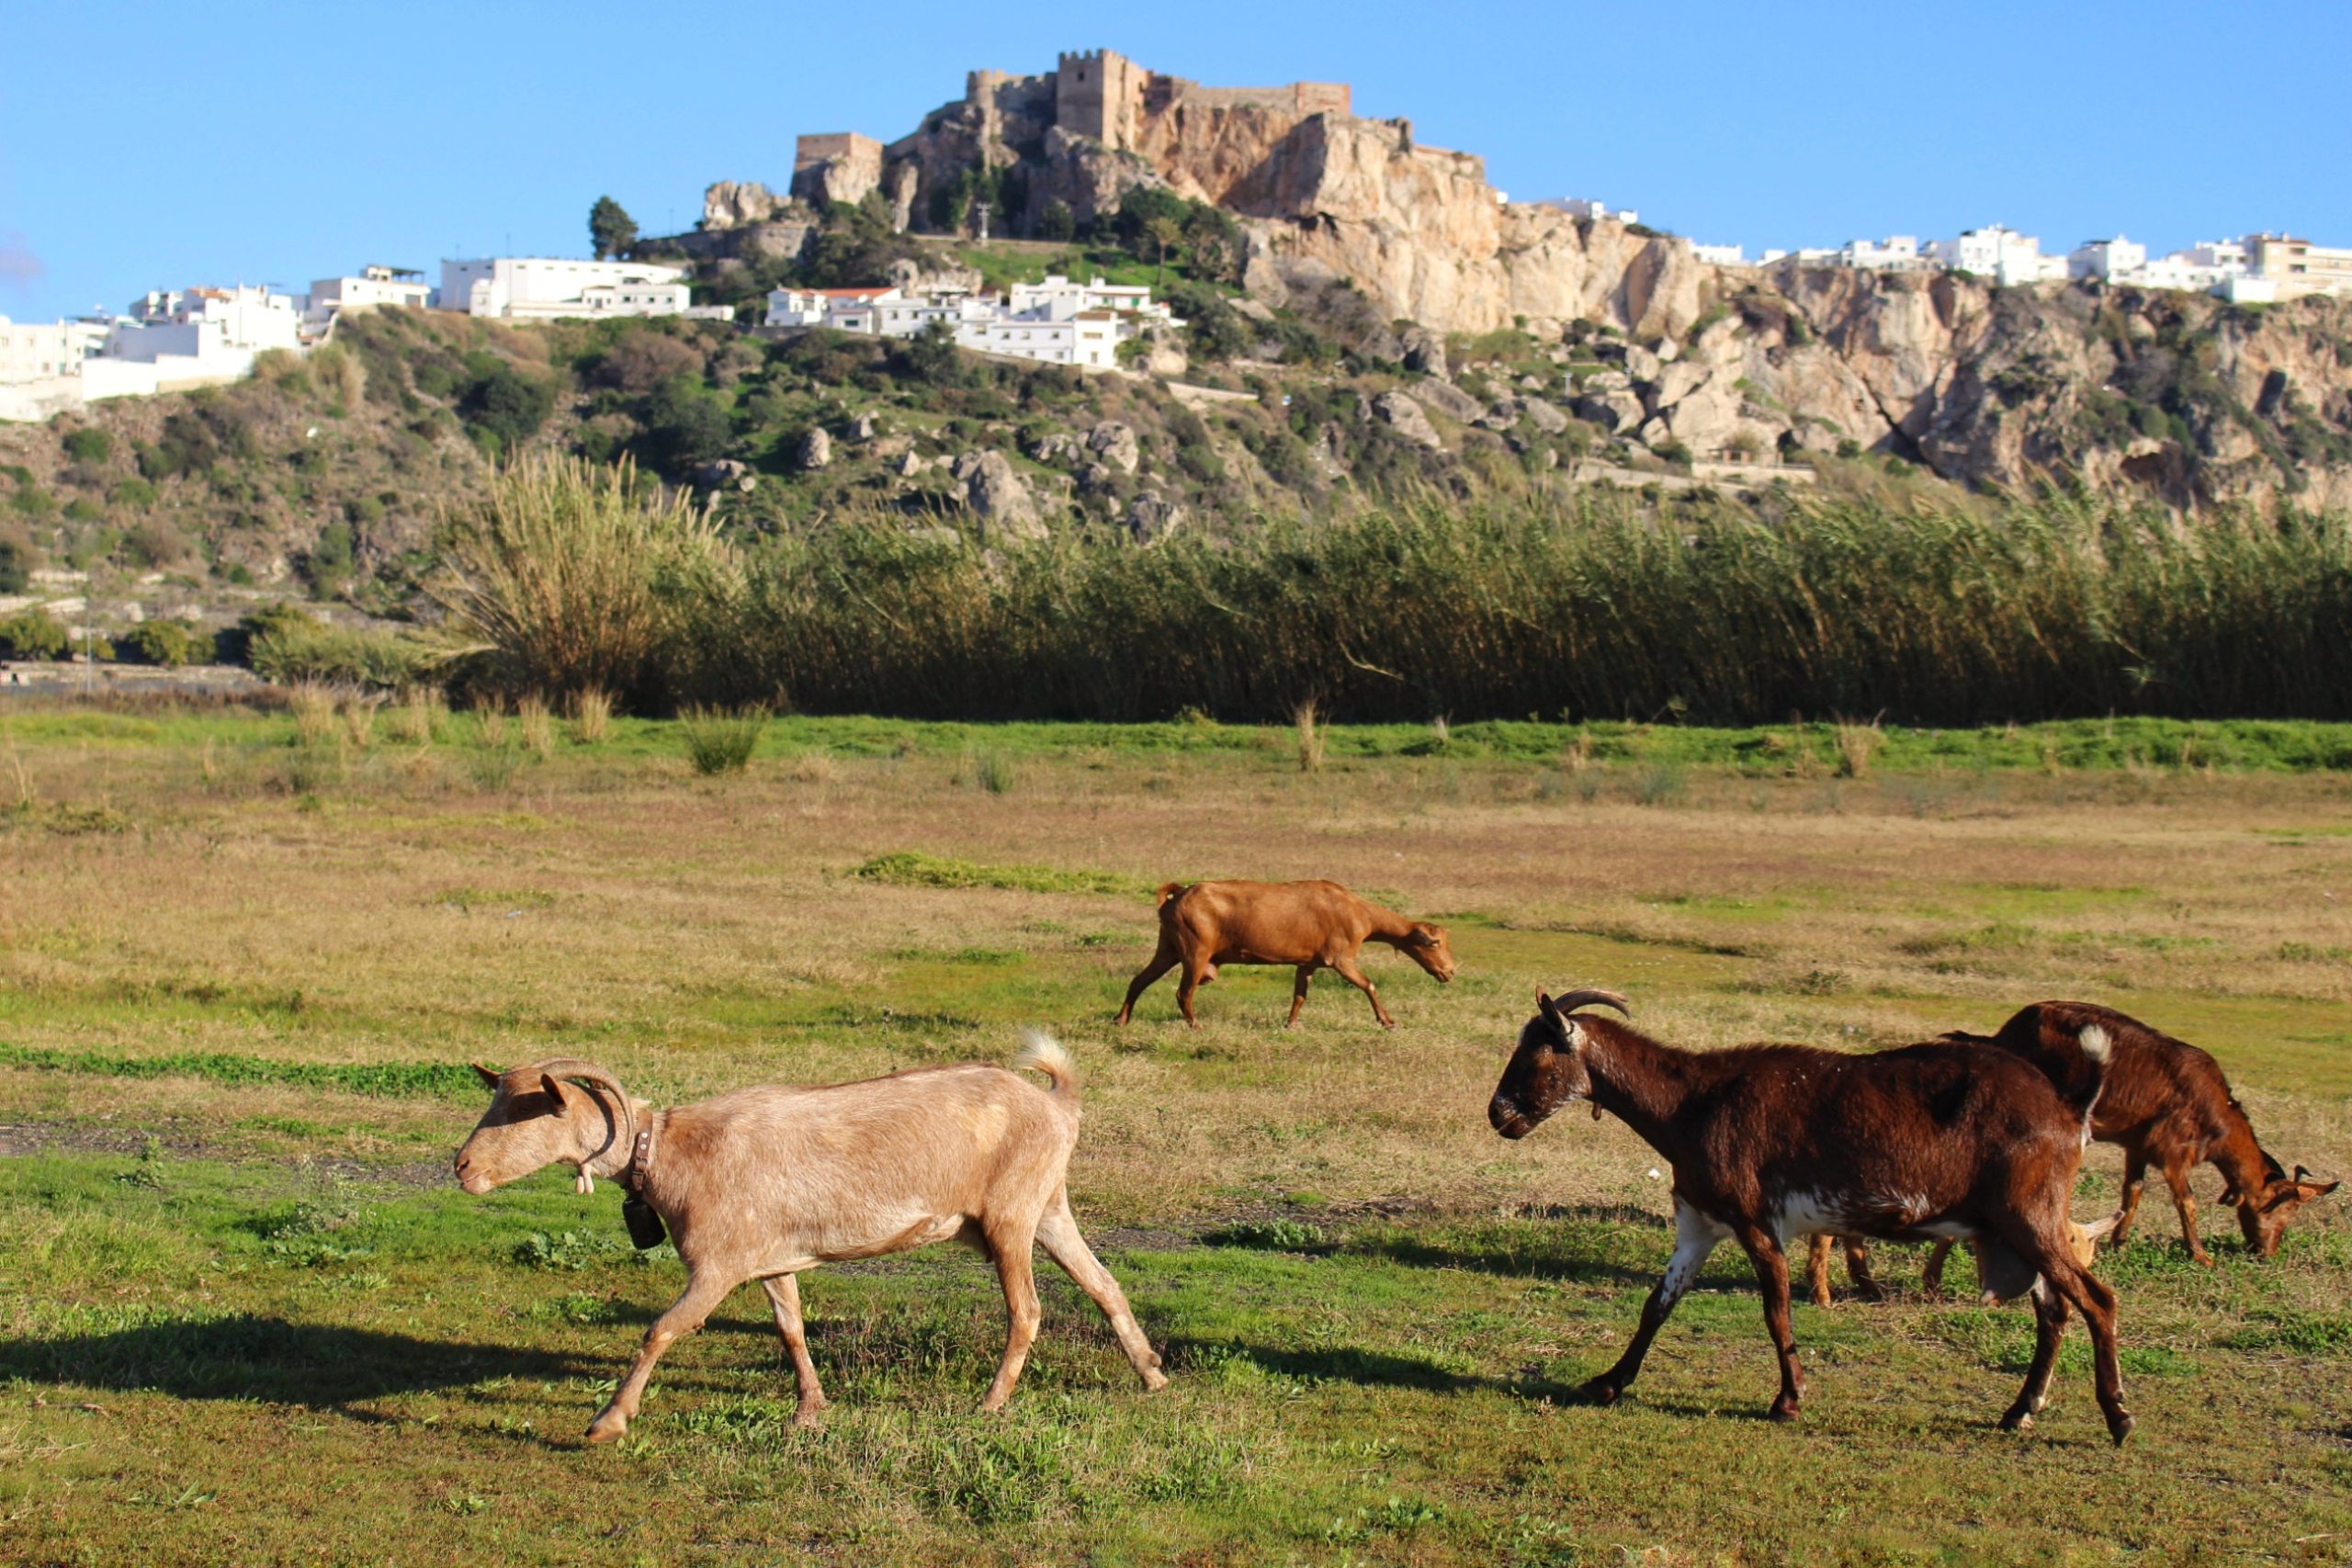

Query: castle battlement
[[1052, 49, 1349, 151]]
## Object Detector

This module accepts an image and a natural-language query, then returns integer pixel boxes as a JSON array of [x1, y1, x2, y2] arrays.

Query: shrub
[[571, 686, 614, 743], [679, 705, 767, 774], [0, 609, 71, 661], [62, 428, 113, 464], [433, 452, 739, 706], [458, 364, 558, 454], [0, 536, 28, 593], [515, 694, 556, 759], [248, 622, 436, 690], [125, 620, 209, 668]]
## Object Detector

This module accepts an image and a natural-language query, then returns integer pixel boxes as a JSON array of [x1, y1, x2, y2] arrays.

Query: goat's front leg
[[1739, 1227, 1804, 1421], [1285, 964, 1315, 1028], [761, 1273, 827, 1427], [1330, 953, 1393, 1029], [1921, 1238, 1955, 1299], [1584, 1198, 1720, 1405], [2163, 1154, 2211, 1265], [1805, 1235, 1835, 1309], [1841, 1237, 1882, 1302], [2109, 1150, 2148, 1245], [588, 1269, 736, 1444]]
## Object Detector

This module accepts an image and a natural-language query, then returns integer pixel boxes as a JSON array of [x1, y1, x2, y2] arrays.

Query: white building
[[0, 317, 110, 384], [1690, 243, 1745, 266], [1544, 198, 1639, 224], [438, 257, 729, 321], [109, 284, 303, 363], [1839, 235, 1922, 270], [2067, 236, 2146, 281], [302, 265, 433, 336], [763, 275, 1179, 371], [1932, 225, 2063, 285]]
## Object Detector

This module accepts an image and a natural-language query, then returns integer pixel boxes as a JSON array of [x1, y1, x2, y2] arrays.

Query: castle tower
[[1056, 49, 1144, 149]]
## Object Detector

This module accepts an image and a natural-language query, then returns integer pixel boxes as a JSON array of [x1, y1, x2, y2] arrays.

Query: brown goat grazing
[[455, 1039, 1167, 1443], [1951, 1002, 2338, 1264], [1819, 1001, 2343, 1299], [1115, 879, 1456, 1029], [1488, 988, 2134, 1443]]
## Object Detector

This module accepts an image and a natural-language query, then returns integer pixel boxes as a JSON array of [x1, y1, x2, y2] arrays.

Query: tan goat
[[454, 1037, 1167, 1443]]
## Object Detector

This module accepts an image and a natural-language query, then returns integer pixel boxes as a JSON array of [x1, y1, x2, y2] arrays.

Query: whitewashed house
[[2067, 236, 2146, 281], [1840, 236, 1922, 270], [302, 265, 433, 336], [1690, 243, 1746, 266], [763, 275, 1180, 371], [1544, 198, 1639, 224], [1933, 225, 2064, 285], [439, 257, 729, 321]]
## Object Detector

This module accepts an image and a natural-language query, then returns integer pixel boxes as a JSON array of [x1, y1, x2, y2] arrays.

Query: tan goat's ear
[[471, 1062, 503, 1088], [540, 1074, 571, 1115]]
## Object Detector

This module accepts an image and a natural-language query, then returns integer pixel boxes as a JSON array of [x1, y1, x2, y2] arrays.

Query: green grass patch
[[0, 1043, 482, 1100], [852, 851, 1143, 897]]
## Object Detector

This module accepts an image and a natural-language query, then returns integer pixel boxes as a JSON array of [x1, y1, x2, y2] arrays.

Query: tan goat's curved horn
[[527, 1058, 637, 1172], [1551, 987, 1632, 1018]]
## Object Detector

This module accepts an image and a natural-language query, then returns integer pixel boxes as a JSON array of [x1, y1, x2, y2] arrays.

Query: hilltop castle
[[787, 50, 1358, 220]]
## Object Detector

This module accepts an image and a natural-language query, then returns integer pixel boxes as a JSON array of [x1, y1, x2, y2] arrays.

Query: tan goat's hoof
[[1141, 1368, 1170, 1393], [584, 1410, 628, 1445]]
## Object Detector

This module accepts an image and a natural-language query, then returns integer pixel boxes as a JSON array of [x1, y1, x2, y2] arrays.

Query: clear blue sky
[[4, 0, 2346, 321]]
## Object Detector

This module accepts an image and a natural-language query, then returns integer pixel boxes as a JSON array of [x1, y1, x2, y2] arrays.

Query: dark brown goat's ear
[[471, 1062, 503, 1088], [540, 1074, 571, 1114], [1536, 988, 1559, 1021]]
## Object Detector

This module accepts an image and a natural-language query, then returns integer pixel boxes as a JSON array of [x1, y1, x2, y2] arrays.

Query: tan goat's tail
[[1013, 1032, 1078, 1096], [1153, 881, 1187, 908]]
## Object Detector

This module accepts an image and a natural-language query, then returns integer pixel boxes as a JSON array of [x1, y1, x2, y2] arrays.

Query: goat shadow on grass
[[1344, 1205, 1671, 1289], [1164, 1337, 1497, 1393], [0, 1315, 589, 1408]]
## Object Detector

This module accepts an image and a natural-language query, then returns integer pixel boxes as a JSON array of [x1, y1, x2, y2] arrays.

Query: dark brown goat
[[1488, 988, 2133, 1443], [1115, 879, 1455, 1029]]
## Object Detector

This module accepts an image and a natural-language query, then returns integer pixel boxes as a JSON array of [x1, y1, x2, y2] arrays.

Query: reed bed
[[440, 466, 2352, 724]]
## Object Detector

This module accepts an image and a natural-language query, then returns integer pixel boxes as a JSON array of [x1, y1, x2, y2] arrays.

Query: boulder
[[1372, 391, 1444, 450], [847, 411, 877, 443], [1411, 378, 1484, 423], [701, 180, 788, 229], [1523, 399, 1569, 434], [798, 427, 832, 471], [1028, 431, 1084, 466], [952, 451, 1046, 540], [1086, 421, 1141, 474], [1125, 492, 1186, 542], [693, 458, 756, 492], [1399, 327, 1449, 378]]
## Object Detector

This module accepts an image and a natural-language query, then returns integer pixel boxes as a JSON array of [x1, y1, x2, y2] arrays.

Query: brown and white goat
[[454, 1039, 1167, 1443], [1116, 878, 1456, 1029], [1818, 1000, 2341, 1297], [1487, 988, 2134, 1444]]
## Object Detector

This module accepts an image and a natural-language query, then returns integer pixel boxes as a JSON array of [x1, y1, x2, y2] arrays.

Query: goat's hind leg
[[1116, 939, 1179, 1025], [1736, 1226, 1805, 1421], [761, 1273, 827, 1427], [979, 1219, 1045, 1412], [1999, 1277, 2069, 1432], [1037, 1191, 1168, 1393]]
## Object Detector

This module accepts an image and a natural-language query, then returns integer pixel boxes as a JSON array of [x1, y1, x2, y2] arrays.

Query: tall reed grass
[[448, 482, 2352, 725], [435, 452, 738, 707]]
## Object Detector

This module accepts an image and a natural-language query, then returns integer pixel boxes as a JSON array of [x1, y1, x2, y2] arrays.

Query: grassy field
[[2, 705, 2348, 1565]]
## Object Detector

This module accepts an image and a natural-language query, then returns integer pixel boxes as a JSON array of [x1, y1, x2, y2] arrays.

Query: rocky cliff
[[698, 48, 2352, 506]]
